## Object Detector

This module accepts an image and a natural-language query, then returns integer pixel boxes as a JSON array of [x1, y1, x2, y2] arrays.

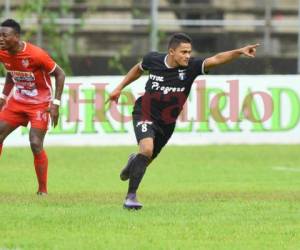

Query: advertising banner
[[1, 75, 300, 146]]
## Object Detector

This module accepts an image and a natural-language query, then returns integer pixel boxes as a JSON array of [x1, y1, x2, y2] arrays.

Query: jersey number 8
[[141, 123, 148, 132]]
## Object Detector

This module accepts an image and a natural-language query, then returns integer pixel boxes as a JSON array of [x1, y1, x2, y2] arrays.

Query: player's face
[[0, 27, 19, 51], [170, 42, 192, 67]]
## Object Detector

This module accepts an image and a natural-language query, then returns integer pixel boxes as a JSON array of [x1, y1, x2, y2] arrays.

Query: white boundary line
[[273, 167, 300, 172]]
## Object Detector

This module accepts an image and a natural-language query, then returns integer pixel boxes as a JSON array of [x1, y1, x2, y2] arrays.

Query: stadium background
[[0, 1, 300, 250], [1, 0, 300, 76], [1, 0, 300, 146]]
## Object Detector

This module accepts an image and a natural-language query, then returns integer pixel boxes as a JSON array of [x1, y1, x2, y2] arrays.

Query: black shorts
[[132, 115, 176, 159]]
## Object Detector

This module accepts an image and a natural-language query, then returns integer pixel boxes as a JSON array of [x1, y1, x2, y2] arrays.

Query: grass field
[[0, 145, 300, 250]]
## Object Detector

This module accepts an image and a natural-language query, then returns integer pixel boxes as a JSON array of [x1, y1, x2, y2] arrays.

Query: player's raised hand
[[241, 44, 260, 58], [106, 87, 122, 104], [49, 103, 59, 127]]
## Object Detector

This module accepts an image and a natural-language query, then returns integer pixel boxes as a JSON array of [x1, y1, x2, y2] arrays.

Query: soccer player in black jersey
[[108, 33, 259, 209]]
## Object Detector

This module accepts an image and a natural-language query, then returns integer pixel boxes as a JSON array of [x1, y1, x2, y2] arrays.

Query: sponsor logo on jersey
[[22, 58, 30, 68], [8, 70, 35, 82], [151, 81, 185, 94], [178, 69, 187, 80], [149, 74, 164, 82]]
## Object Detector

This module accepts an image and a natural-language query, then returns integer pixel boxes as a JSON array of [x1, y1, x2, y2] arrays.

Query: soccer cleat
[[120, 153, 136, 181], [123, 193, 143, 210], [36, 191, 48, 196]]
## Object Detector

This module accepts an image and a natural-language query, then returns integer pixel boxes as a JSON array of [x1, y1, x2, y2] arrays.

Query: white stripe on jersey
[[42, 70, 53, 101], [139, 62, 145, 71], [49, 63, 57, 74]]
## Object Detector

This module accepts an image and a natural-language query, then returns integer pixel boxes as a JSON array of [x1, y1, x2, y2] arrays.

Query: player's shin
[[0, 143, 2, 156], [33, 150, 48, 193], [127, 154, 150, 195]]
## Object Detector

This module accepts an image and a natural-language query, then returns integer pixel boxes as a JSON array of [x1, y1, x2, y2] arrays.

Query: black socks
[[128, 153, 150, 194]]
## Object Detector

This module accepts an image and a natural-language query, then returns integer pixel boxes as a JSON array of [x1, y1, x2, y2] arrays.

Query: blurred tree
[[19, 0, 75, 75], [0, 0, 77, 76]]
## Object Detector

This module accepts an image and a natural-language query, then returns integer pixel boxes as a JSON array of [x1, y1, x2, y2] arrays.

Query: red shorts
[[0, 98, 50, 130]]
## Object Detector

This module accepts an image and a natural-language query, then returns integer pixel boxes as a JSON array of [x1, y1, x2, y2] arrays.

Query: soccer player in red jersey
[[0, 19, 65, 195]]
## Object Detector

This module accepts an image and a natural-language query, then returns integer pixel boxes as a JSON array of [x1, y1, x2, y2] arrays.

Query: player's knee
[[0, 126, 9, 143], [139, 145, 153, 159], [30, 139, 43, 154], [0, 130, 8, 143], [0, 133, 5, 143]]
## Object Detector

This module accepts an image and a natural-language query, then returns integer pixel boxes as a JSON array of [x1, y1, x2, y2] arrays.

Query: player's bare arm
[[108, 63, 143, 103], [204, 44, 259, 71], [50, 65, 65, 127], [0, 73, 14, 111]]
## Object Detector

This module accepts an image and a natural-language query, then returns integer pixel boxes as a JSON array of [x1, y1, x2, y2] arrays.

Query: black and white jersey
[[133, 52, 206, 125]]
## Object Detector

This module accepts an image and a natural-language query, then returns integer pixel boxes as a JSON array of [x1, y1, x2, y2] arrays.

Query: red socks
[[0, 143, 2, 156], [34, 150, 48, 193]]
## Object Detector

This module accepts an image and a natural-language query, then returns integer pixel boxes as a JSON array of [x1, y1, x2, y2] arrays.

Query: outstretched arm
[[49, 65, 65, 127], [107, 63, 143, 103], [0, 73, 14, 111], [204, 44, 259, 71]]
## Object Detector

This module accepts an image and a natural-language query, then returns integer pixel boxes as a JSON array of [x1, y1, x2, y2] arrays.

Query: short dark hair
[[168, 33, 192, 49], [1, 19, 21, 34]]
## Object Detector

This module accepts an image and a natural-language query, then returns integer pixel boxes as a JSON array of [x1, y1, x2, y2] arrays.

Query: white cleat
[[36, 191, 48, 196], [123, 193, 143, 210]]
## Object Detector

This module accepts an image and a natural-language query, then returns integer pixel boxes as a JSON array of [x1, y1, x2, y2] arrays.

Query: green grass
[[0, 145, 300, 250]]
